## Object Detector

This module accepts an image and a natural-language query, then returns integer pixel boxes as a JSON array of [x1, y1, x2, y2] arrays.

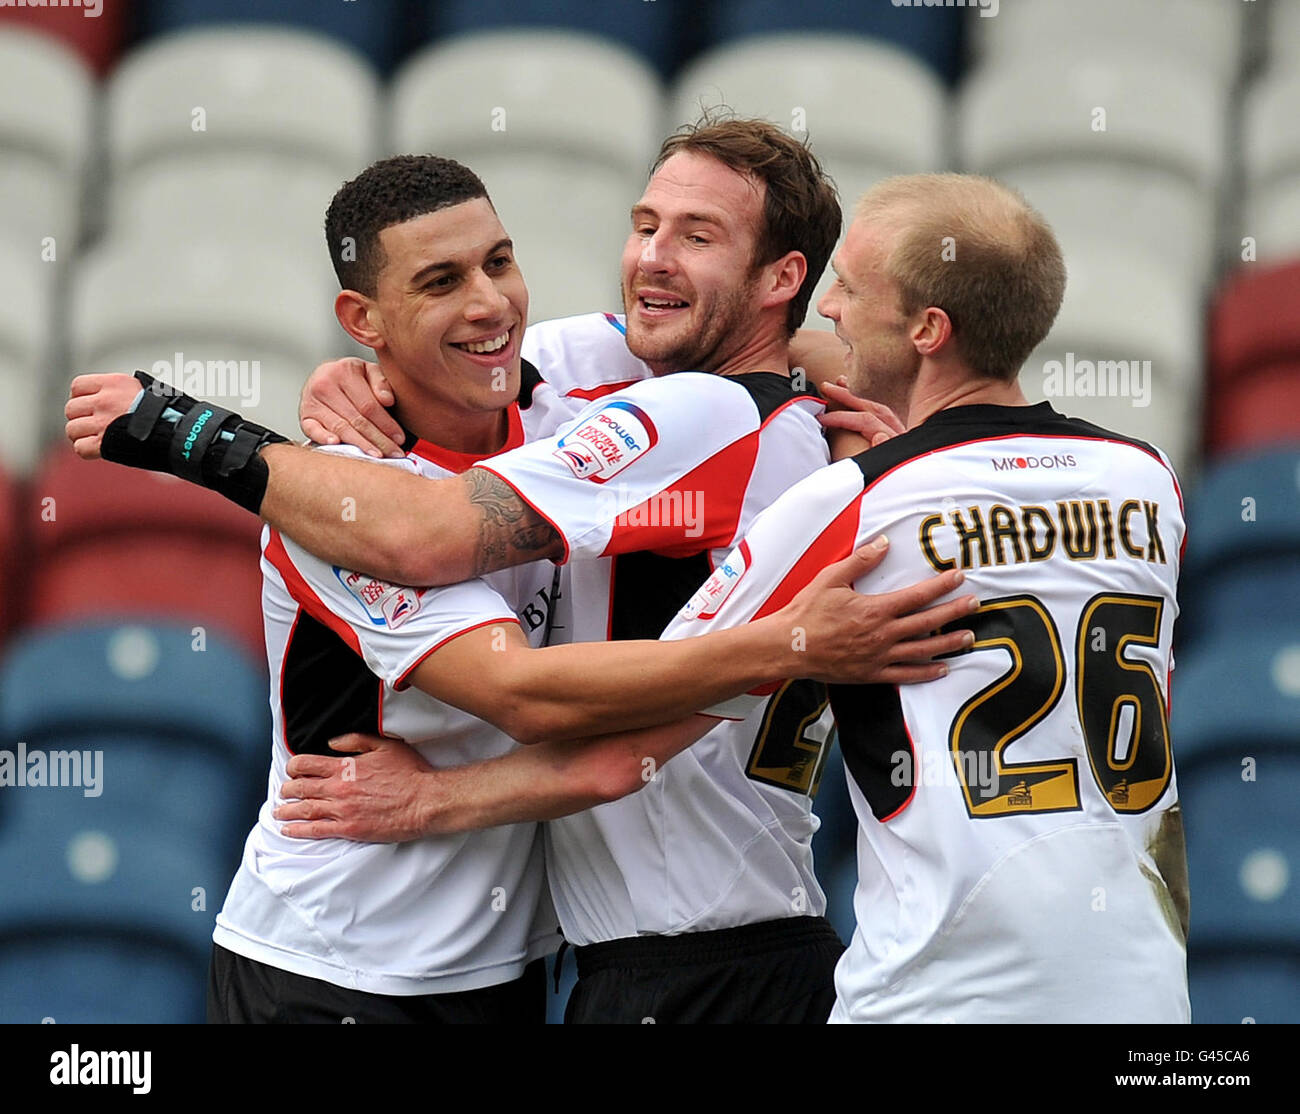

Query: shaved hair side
[[854, 174, 1067, 381]]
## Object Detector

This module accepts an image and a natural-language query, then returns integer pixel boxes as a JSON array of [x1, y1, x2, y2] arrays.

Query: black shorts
[[564, 915, 844, 1024], [206, 943, 547, 1024]]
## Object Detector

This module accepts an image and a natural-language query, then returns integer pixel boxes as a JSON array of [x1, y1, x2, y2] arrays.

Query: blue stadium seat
[[1179, 558, 1300, 647], [1188, 951, 1300, 1024], [1, 621, 267, 770], [427, 0, 687, 77], [1183, 448, 1300, 578], [1171, 629, 1300, 768], [0, 621, 270, 851], [0, 789, 233, 1022], [1179, 753, 1300, 949], [139, 0, 407, 72], [0, 935, 205, 1024], [705, 0, 966, 84]]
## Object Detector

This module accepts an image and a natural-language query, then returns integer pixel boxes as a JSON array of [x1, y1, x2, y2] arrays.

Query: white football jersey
[[662, 402, 1191, 1023], [214, 388, 562, 996], [478, 336, 836, 946]]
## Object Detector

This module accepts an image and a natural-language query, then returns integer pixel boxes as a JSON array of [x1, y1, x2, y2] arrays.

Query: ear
[[335, 289, 385, 351], [760, 251, 808, 313], [911, 306, 955, 357]]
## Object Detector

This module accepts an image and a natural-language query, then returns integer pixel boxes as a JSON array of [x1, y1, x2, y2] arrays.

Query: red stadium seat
[[0, 461, 18, 646], [24, 449, 266, 657], [0, 2, 128, 76], [1209, 260, 1300, 387], [1207, 361, 1300, 456]]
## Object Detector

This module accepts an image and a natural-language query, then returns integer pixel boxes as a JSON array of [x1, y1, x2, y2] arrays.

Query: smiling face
[[365, 198, 527, 418], [621, 152, 770, 375], [817, 216, 921, 416]]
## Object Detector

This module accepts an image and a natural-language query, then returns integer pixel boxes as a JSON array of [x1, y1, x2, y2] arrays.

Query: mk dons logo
[[991, 453, 1077, 471]]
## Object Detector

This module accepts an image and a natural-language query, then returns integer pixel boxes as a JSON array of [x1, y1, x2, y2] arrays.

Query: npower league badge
[[552, 401, 659, 483]]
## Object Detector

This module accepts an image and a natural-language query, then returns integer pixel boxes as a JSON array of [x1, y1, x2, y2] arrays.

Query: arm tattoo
[[462, 468, 561, 576]]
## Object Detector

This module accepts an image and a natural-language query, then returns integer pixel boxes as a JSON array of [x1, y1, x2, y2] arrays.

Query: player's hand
[[65, 373, 146, 459], [777, 536, 977, 685], [274, 733, 441, 842], [300, 356, 406, 458], [818, 377, 905, 460]]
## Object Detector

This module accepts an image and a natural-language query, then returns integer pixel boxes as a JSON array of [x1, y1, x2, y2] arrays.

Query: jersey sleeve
[[472, 373, 766, 561], [263, 449, 520, 690], [659, 458, 868, 718]]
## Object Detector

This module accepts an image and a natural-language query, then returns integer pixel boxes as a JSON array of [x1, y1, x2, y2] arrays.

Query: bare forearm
[[260, 447, 560, 585], [423, 717, 708, 833], [259, 444, 476, 584], [497, 616, 796, 742]]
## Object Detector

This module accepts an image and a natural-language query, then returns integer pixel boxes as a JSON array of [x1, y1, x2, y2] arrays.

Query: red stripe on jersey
[[407, 403, 525, 473], [566, 379, 643, 402], [752, 497, 863, 622], [264, 530, 363, 656], [760, 394, 825, 429], [393, 616, 522, 691], [601, 431, 759, 557]]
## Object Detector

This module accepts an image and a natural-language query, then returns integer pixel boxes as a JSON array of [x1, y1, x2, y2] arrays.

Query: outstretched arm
[[65, 372, 560, 586], [274, 716, 715, 841], [408, 540, 976, 744], [259, 444, 561, 585]]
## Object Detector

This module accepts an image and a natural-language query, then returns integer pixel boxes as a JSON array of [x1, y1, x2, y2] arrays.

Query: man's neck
[[904, 368, 1029, 430]]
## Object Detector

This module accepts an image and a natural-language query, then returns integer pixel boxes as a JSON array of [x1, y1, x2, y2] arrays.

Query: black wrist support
[[101, 370, 290, 514]]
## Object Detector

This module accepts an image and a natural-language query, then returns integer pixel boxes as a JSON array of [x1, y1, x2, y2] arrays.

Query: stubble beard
[[624, 274, 761, 374]]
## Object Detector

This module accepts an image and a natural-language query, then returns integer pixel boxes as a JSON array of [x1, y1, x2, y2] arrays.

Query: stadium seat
[[1181, 558, 1300, 650], [704, 0, 966, 85], [960, 55, 1225, 290], [1243, 69, 1300, 211], [140, 0, 407, 74], [1171, 631, 1300, 769], [1, 619, 269, 783], [1243, 175, 1300, 264], [1002, 164, 1217, 292], [0, 798, 235, 1023], [105, 28, 380, 261], [0, 0, 128, 76], [1179, 752, 1300, 950], [1188, 951, 1300, 1024], [427, 0, 688, 78], [0, 245, 54, 473], [671, 35, 946, 200], [25, 451, 266, 657], [1018, 245, 1202, 475], [670, 33, 948, 332], [1208, 261, 1300, 388], [69, 233, 340, 440], [391, 31, 664, 322], [0, 462, 16, 647], [0, 27, 93, 253], [1181, 448, 1300, 578], [971, 0, 1244, 87], [1207, 364, 1300, 456]]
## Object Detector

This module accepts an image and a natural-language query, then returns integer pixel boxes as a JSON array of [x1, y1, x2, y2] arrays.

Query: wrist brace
[[100, 370, 290, 514]]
